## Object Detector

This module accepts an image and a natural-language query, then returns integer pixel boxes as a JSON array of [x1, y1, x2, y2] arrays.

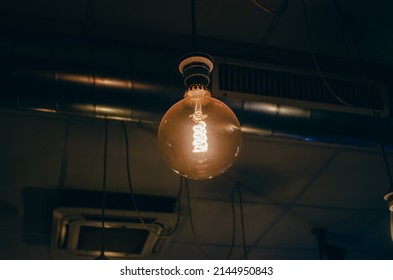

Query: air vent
[[51, 207, 178, 259], [212, 58, 389, 116]]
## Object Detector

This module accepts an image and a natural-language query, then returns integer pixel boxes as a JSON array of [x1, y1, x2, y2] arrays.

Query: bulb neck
[[184, 85, 211, 99]]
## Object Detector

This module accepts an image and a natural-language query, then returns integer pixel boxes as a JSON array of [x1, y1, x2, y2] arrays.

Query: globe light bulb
[[158, 53, 241, 180]]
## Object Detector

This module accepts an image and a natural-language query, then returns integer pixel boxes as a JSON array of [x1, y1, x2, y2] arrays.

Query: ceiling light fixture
[[158, 53, 241, 180], [157, 0, 241, 180]]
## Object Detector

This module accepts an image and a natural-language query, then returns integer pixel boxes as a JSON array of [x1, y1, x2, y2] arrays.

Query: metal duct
[[0, 38, 392, 147], [230, 99, 391, 146], [0, 41, 184, 123]]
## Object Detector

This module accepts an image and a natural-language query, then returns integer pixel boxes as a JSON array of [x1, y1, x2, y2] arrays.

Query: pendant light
[[158, 54, 241, 180], [157, 1, 241, 180]]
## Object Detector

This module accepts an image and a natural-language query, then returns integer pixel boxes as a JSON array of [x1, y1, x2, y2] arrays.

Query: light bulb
[[158, 85, 241, 180], [158, 53, 241, 180]]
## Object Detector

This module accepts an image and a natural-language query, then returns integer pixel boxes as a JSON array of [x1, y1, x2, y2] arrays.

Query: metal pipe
[[0, 39, 392, 147]]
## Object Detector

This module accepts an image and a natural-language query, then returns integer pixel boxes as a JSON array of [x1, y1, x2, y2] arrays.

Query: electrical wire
[[191, 0, 197, 50], [372, 110, 393, 194], [184, 178, 210, 259], [183, 179, 248, 260], [332, 0, 360, 84], [121, 121, 182, 238], [301, 0, 351, 106], [238, 187, 248, 260], [226, 187, 238, 259], [251, 0, 287, 15], [98, 118, 108, 259], [233, 186, 248, 260], [58, 117, 71, 189], [381, 143, 393, 193]]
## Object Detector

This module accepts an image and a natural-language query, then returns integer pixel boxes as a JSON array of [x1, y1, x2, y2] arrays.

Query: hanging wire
[[191, 0, 197, 50], [233, 185, 248, 260], [183, 178, 246, 260], [58, 117, 71, 189], [301, 0, 351, 106], [332, 0, 360, 84], [226, 187, 238, 259], [97, 118, 109, 259], [251, 0, 288, 15], [184, 178, 210, 259], [374, 108, 393, 194], [372, 110, 393, 194], [121, 121, 182, 238], [381, 144, 393, 193]]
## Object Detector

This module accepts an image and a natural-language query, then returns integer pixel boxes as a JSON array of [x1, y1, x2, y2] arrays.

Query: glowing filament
[[192, 121, 208, 153], [189, 99, 208, 153]]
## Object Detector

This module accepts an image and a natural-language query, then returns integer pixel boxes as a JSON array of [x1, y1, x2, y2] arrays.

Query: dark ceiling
[[0, 0, 392, 260]]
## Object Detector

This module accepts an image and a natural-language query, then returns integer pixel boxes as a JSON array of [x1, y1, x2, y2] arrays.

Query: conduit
[[0, 37, 392, 147]]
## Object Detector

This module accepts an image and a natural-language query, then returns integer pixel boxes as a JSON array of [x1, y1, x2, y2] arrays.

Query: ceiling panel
[[247, 246, 317, 260], [94, 0, 190, 36], [0, 113, 65, 187], [298, 149, 392, 209], [228, 137, 338, 203], [174, 198, 283, 246], [195, 0, 272, 44], [163, 242, 245, 260], [254, 209, 316, 248], [1, 0, 89, 20]]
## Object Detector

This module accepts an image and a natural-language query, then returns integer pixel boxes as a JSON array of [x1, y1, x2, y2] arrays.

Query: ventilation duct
[[22, 186, 178, 253], [51, 207, 177, 259], [211, 57, 392, 147], [213, 58, 388, 116], [0, 37, 392, 147]]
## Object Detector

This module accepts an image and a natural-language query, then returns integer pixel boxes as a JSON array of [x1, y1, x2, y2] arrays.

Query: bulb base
[[179, 52, 214, 87]]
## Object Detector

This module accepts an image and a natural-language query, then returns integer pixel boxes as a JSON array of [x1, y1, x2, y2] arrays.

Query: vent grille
[[217, 63, 385, 111]]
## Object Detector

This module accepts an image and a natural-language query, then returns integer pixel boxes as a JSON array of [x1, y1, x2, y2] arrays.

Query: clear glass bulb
[[158, 86, 241, 180]]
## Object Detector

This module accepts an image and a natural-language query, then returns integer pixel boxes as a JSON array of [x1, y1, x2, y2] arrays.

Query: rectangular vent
[[214, 60, 388, 115]]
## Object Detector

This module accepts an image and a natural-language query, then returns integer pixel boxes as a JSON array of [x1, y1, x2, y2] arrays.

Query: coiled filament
[[192, 121, 208, 153]]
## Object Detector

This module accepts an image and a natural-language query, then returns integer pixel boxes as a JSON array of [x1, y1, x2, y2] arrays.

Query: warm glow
[[190, 99, 208, 153], [95, 77, 131, 89], [158, 52, 241, 180], [57, 73, 90, 84], [192, 121, 208, 153], [158, 86, 241, 180]]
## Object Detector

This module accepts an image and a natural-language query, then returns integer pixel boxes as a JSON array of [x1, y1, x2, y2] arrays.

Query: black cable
[[234, 186, 248, 260], [238, 188, 248, 260], [184, 178, 210, 259], [58, 117, 71, 189], [372, 110, 393, 194], [226, 187, 238, 259], [301, 0, 351, 106], [121, 121, 182, 238], [332, 0, 360, 84], [251, 0, 287, 15], [191, 0, 197, 50], [99, 118, 108, 259], [381, 144, 393, 193]]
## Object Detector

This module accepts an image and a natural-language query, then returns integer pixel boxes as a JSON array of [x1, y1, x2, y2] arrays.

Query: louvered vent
[[213, 60, 388, 116]]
